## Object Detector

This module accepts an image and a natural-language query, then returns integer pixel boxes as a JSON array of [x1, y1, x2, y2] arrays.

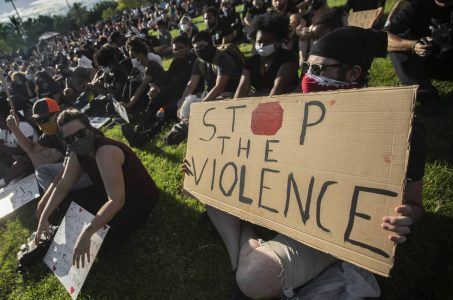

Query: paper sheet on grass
[[43, 202, 109, 299], [183, 86, 417, 277], [89, 117, 111, 129], [113, 100, 130, 123], [0, 174, 40, 219]]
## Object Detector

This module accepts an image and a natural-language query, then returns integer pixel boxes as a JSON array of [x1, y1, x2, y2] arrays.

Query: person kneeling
[[35, 109, 159, 263]]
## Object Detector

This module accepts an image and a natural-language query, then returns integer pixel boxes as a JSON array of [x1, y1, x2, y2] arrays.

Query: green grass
[[1, 1, 453, 299]]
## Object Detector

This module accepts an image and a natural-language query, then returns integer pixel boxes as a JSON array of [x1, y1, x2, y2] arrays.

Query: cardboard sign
[[0, 174, 40, 219], [43, 202, 110, 299], [348, 9, 379, 29], [183, 87, 416, 277]]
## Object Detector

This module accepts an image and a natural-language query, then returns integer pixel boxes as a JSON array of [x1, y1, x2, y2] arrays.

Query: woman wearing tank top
[[35, 108, 159, 268]]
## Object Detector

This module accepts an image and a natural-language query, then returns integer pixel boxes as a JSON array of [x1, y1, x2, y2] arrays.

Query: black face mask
[[195, 44, 216, 62], [311, 0, 324, 11]]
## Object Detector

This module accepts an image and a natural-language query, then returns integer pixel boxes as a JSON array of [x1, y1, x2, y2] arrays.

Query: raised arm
[[6, 115, 39, 154]]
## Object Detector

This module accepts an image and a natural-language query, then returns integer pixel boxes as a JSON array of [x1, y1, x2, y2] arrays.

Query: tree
[[4, 0, 21, 23], [116, 0, 150, 10], [68, 2, 88, 27]]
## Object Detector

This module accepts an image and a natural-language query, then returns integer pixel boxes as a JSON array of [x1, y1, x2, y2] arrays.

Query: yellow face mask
[[39, 120, 58, 135]]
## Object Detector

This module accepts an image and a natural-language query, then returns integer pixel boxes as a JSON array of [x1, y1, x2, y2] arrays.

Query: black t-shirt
[[386, 0, 453, 39], [145, 60, 164, 80], [345, 0, 386, 12], [407, 121, 428, 182], [244, 48, 298, 92], [192, 51, 240, 94], [111, 64, 129, 96], [38, 133, 66, 155], [155, 53, 201, 95], [209, 19, 234, 46]]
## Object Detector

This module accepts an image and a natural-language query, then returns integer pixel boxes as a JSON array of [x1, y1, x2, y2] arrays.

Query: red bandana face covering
[[301, 73, 361, 93]]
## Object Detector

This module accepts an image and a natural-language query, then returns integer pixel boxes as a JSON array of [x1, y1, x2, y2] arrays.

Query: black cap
[[310, 26, 388, 72]]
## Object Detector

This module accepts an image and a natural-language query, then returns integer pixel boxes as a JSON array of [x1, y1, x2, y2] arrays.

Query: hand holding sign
[[73, 228, 92, 269], [382, 205, 413, 244]]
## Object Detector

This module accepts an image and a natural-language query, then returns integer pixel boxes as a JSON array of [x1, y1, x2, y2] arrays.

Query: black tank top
[[77, 136, 159, 200]]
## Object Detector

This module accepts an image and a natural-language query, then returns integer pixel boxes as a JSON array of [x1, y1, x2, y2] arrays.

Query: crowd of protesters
[[0, 0, 452, 298]]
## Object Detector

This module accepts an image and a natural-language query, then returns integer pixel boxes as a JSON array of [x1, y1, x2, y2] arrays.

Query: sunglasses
[[34, 115, 51, 124], [63, 128, 87, 144], [301, 62, 344, 76]]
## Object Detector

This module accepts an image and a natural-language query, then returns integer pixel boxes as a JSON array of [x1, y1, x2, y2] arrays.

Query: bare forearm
[[86, 199, 124, 234], [203, 85, 226, 102], [41, 185, 71, 220], [131, 81, 150, 105], [234, 76, 250, 99], [178, 83, 197, 108], [387, 32, 417, 52]]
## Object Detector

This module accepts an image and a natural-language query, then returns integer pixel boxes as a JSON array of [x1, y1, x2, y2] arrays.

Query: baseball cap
[[310, 27, 388, 73], [32, 98, 60, 119]]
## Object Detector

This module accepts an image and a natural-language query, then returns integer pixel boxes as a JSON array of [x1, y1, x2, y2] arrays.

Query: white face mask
[[255, 43, 276, 57], [180, 23, 190, 32]]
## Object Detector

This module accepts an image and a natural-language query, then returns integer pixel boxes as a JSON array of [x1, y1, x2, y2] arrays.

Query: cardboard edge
[[183, 187, 393, 277], [390, 85, 417, 265]]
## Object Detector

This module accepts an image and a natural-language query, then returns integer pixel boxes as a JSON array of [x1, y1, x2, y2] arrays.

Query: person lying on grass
[[34, 108, 159, 268], [182, 27, 428, 299]]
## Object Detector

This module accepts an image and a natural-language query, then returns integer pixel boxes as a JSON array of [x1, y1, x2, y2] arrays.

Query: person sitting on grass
[[234, 13, 299, 98], [6, 98, 67, 190], [6, 98, 93, 221], [145, 35, 201, 132], [120, 37, 164, 114], [154, 20, 173, 57], [0, 99, 36, 188], [165, 30, 241, 145], [204, 6, 235, 46], [34, 109, 159, 266], [179, 15, 199, 43], [182, 27, 427, 299]]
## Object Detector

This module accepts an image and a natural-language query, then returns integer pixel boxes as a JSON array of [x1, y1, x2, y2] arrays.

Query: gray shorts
[[35, 162, 92, 191], [261, 234, 337, 290]]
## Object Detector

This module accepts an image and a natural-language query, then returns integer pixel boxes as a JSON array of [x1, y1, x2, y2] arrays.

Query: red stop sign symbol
[[251, 102, 284, 136]]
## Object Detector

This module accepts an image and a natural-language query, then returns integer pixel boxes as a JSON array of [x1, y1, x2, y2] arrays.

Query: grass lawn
[[1, 0, 453, 299]]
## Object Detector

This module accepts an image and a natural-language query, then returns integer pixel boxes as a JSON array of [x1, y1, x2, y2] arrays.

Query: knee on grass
[[236, 248, 283, 299]]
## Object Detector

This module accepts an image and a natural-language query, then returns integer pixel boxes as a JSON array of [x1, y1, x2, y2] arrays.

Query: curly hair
[[251, 13, 290, 42]]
